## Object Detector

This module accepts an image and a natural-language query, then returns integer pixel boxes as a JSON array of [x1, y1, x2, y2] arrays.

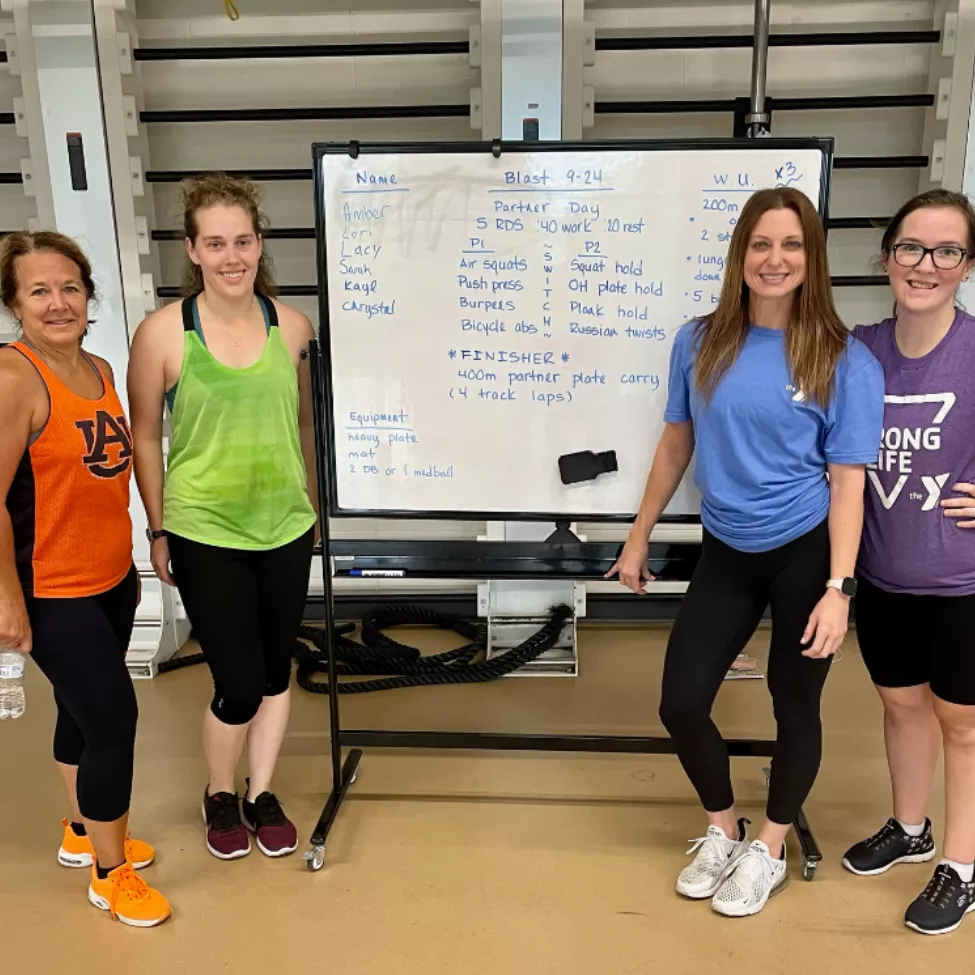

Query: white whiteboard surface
[[318, 140, 829, 519]]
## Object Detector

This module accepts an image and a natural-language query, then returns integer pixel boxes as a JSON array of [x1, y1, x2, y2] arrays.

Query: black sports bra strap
[[256, 293, 278, 329], [181, 295, 197, 332]]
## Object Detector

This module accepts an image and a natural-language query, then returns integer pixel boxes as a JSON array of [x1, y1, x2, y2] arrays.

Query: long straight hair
[[693, 187, 847, 408]]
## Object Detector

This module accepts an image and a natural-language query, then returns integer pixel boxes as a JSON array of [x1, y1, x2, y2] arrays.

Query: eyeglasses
[[890, 242, 969, 270]]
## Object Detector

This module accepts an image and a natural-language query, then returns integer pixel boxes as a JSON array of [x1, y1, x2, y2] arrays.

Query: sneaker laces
[[207, 791, 242, 833], [251, 792, 287, 828], [683, 827, 731, 879], [108, 864, 150, 917], [716, 844, 775, 904], [864, 820, 898, 849], [918, 864, 956, 908]]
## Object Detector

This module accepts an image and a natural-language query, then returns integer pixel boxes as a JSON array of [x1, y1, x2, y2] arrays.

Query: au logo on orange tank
[[75, 411, 133, 479]]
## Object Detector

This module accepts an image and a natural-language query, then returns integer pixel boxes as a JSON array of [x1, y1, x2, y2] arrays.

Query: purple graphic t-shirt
[[853, 310, 975, 595]]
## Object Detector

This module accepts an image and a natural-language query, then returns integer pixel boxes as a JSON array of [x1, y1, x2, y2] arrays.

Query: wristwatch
[[826, 577, 857, 597], [146, 528, 168, 544]]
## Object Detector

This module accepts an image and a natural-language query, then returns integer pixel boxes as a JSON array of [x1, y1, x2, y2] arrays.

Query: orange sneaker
[[88, 862, 171, 927], [58, 819, 155, 870]]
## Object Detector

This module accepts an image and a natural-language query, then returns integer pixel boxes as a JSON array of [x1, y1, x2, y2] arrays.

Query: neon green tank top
[[163, 294, 316, 550]]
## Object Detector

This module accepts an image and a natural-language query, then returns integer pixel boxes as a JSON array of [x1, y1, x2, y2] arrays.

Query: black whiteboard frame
[[312, 136, 835, 522]]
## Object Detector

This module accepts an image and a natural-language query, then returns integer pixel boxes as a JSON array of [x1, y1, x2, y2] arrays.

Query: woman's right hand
[[605, 534, 654, 594], [150, 536, 176, 586], [0, 592, 32, 653]]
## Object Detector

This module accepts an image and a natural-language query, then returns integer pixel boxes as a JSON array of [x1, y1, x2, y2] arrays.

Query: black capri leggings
[[27, 565, 138, 823], [168, 528, 314, 727], [659, 519, 832, 825]]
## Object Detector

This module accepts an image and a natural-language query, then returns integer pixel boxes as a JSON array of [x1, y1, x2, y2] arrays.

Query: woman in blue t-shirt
[[608, 187, 884, 917]]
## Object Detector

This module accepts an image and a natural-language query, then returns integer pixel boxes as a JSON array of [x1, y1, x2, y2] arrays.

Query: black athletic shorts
[[854, 575, 975, 706]]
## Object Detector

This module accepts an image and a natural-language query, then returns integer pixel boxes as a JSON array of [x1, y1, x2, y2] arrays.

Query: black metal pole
[[304, 339, 362, 872], [308, 340, 343, 794]]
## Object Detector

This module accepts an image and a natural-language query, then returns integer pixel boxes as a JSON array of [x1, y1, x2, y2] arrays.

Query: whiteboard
[[315, 139, 832, 520]]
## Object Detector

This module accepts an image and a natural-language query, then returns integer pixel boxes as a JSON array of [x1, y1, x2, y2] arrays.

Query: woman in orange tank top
[[0, 232, 170, 928]]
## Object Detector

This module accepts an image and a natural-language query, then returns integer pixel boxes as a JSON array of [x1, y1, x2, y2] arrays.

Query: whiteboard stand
[[309, 136, 834, 883]]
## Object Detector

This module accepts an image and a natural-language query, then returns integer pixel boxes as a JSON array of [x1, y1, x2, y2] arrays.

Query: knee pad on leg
[[210, 691, 262, 726]]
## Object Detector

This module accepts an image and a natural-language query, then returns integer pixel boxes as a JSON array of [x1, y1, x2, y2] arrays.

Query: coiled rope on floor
[[157, 603, 573, 694], [295, 603, 572, 694]]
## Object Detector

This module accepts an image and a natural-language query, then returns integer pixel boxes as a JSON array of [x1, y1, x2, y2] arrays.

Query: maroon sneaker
[[241, 781, 298, 857], [202, 789, 251, 860]]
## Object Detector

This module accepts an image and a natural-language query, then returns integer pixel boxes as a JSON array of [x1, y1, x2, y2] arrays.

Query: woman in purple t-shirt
[[845, 189, 975, 936]]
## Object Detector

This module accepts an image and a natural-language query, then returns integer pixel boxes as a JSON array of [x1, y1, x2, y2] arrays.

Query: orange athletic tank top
[[7, 342, 133, 598]]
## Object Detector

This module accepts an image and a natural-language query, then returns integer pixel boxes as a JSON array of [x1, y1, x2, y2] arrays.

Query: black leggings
[[27, 566, 138, 823], [168, 529, 314, 726], [659, 520, 832, 825]]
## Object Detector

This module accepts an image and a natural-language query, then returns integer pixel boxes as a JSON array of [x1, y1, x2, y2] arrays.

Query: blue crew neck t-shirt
[[664, 321, 884, 553]]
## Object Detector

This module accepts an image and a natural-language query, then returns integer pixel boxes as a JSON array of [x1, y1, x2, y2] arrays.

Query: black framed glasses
[[890, 242, 969, 270]]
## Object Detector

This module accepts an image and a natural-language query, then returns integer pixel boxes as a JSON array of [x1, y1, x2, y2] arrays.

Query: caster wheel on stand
[[803, 861, 818, 882], [304, 846, 326, 872]]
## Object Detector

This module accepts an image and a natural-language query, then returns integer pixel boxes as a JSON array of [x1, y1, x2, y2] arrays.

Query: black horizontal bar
[[134, 40, 469, 61], [0, 172, 23, 185], [833, 155, 927, 169], [596, 29, 939, 51], [0, 113, 16, 126], [595, 93, 934, 115], [828, 216, 890, 230], [141, 104, 470, 123], [152, 227, 315, 241], [146, 168, 313, 183], [157, 284, 317, 298], [153, 219, 887, 241], [160, 277, 887, 296], [337, 729, 777, 757], [832, 275, 888, 287], [773, 93, 935, 111]]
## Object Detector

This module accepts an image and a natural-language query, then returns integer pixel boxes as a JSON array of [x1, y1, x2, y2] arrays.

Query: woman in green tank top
[[128, 175, 318, 861]]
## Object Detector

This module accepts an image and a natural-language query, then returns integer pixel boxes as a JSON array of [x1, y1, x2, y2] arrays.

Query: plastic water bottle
[[0, 651, 26, 720]]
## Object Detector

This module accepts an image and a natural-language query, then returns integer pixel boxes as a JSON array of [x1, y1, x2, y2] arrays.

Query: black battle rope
[[157, 605, 572, 695], [295, 603, 572, 694]]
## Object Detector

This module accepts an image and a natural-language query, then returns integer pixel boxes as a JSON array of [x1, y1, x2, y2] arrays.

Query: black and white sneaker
[[842, 818, 935, 876], [905, 862, 975, 935]]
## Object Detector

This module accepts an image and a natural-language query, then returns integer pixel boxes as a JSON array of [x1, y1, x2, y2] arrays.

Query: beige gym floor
[[0, 623, 966, 974]]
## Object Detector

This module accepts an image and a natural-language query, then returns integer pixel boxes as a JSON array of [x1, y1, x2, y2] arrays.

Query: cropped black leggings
[[659, 520, 832, 825], [168, 528, 314, 727], [27, 566, 138, 823]]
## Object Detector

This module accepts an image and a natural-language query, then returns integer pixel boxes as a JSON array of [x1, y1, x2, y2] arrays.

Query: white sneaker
[[711, 839, 789, 917], [677, 820, 750, 899]]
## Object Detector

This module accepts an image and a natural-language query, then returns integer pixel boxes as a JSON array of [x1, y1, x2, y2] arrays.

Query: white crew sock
[[896, 819, 925, 837], [940, 858, 974, 883]]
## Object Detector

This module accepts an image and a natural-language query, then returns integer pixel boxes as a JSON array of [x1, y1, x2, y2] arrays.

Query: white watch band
[[826, 578, 844, 591]]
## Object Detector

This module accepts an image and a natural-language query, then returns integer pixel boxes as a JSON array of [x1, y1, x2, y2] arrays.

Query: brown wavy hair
[[180, 173, 277, 298], [693, 187, 847, 409]]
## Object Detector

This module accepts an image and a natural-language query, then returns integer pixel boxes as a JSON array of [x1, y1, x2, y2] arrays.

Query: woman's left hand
[[801, 590, 849, 659], [940, 483, 975, 529]]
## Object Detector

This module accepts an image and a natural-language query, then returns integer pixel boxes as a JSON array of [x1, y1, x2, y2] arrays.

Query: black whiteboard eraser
[[558, 450, 618, 485], [348, 140, 360, 159]]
